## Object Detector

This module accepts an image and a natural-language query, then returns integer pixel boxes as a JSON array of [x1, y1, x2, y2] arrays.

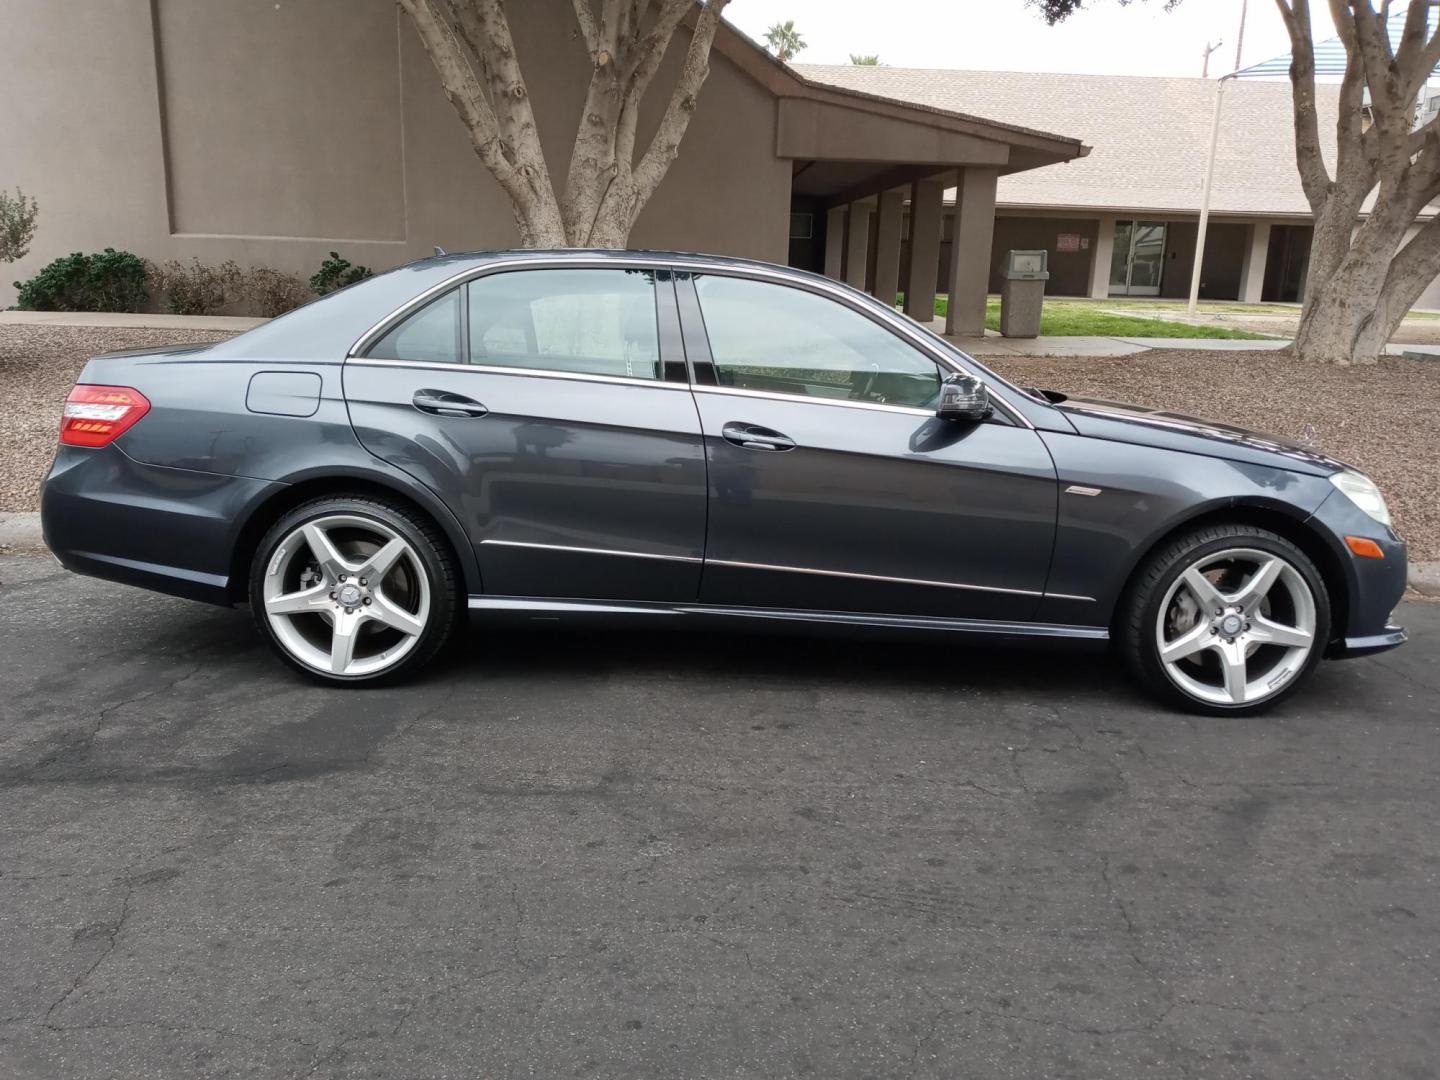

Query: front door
[[344, 265, 707, 601], [680, 272, 1058, 623], [1109, 220, 1167, 296]]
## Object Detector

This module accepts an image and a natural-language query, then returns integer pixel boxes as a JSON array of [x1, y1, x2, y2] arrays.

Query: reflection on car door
[[344, 264, 707, 602], [680, 272, 1058, 622]]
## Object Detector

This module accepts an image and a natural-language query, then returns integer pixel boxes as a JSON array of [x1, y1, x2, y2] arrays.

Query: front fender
[[1034, 433, 1333, 626]]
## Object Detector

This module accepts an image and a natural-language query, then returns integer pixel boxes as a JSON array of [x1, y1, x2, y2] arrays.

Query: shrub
[[309, 250, 373, 296], [240, 267, 312, 317], [147, 257, 243, 315], [0, 187, 39, 263], [14, 248, 148, 312]]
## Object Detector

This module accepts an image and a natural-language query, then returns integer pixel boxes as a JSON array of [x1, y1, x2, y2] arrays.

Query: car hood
[[1054, 395, 1348, 476]]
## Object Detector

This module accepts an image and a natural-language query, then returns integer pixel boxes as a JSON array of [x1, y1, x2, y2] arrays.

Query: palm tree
[[849, 54, 880, 65], [764, 20, 806, 62]]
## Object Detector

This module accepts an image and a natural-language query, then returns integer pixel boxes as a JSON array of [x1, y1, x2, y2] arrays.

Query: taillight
[[59, 385, 151, 447]]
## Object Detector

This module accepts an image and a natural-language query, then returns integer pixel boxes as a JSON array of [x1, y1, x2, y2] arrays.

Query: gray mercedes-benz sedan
[[40, 250, 1406, 714]]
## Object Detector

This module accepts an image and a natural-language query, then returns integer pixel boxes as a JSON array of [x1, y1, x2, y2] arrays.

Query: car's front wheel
[[249, 495, 459, 685], [1121, 524, 1330, 715]]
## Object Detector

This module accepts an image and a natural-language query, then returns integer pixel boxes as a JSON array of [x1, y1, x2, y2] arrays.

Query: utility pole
[[1202, 39, 1223, 78], [1234, 0, 1249, 71]]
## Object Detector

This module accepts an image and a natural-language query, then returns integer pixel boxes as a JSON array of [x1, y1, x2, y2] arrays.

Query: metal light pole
[[1187, 72, 1238, 316]]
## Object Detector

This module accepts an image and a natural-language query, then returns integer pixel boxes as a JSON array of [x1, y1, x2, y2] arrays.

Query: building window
[[789, 213, 813, 240]]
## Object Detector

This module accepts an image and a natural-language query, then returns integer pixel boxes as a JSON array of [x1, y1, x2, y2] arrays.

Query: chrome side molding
[[476, 538, 1094, 603], [467, 594, 1110, 641]]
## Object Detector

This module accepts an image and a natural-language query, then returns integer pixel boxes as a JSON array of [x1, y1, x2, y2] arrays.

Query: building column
[[845, 200, 872, 290], [1239, 221, 1271, 302], [945, 167, 998, 338], [872, 189, 904, 306], [823, 207, 845, 279], [904, 177, 945, 322], [1089, 215, 1116, 299]]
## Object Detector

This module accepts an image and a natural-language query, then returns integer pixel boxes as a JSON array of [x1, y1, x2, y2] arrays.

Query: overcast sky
[[727, 0, 1338, 78]]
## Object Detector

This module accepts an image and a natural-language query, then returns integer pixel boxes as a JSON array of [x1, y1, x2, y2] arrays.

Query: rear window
[[367, 289, 462, 365], [467, 268, 659, 380]]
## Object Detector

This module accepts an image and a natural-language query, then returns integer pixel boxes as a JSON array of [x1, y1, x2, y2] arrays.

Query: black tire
[[1118, 523, 1331, 716], [248, 494, 460, 686]]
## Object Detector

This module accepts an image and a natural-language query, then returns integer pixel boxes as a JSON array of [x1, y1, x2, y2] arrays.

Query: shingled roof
[[795, 65, 1340, 219]]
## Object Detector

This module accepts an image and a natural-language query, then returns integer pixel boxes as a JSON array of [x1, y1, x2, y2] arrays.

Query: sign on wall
[[1056, 233, 1085, 252]]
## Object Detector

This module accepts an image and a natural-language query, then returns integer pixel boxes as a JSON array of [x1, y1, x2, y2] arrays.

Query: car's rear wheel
[[249, 495, 458, 685], [1121, 524, 1330, 716]]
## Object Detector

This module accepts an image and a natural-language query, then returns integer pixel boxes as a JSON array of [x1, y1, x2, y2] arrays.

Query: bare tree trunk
[[567, 0, 730, 247], [402, 0, 729, 250], [1276, 0, 1440, 363]]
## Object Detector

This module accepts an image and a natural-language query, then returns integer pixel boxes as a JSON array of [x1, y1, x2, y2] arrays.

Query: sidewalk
[[0, 311, 266, 331], [963, 335, 1292, 358]]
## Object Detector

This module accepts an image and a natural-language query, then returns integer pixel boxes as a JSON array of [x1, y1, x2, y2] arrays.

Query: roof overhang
[[706, 18, 1089, 205]]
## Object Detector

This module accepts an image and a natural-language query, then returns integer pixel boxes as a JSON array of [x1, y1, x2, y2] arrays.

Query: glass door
[[1108, 220, 1168, 296]]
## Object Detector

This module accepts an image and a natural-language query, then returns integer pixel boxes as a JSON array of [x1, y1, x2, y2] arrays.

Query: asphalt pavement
[[0, 554, 1436, 1079]]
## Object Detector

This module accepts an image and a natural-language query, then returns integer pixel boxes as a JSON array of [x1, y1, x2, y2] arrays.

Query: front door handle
[[721, 422, 796, 452], [412, 389, 488, 418]]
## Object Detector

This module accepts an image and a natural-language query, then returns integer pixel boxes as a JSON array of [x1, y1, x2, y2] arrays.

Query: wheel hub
[[337, 582, 363, 608], [1218, 612, 1243, 638]]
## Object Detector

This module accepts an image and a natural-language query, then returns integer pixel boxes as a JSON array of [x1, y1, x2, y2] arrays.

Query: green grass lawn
[[983, 299, 1273, 339], [895, 293, 1273, 338]]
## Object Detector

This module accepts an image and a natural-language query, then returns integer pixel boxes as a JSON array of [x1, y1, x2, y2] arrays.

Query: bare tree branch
[[626, 0, 730, 218], [1280, 0, 1333, 210], [571, 0, 600, 55], [400, 0, 564, 245]]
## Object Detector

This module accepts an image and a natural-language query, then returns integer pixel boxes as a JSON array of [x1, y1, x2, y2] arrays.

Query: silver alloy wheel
[[261, 513, 431, 677], [1154, 547, 1317, 707]]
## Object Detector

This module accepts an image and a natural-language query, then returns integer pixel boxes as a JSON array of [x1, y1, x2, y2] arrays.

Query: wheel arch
[[1110, 500, 1349, 646], [226, 468, 480, 604]]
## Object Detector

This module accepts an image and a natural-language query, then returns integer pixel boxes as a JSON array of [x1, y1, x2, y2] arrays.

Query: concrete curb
[[1410, 560, 1440, 598], [0, 512, 46, 555], [3, 509, 1437, 598]]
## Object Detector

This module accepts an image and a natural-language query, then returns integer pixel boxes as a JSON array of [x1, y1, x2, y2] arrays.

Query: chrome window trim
[[347, 355, 689, 392], [348, 255, 670, 359], [344, 252, 1033, 428], [480, 538, 701, 563], [690, 383, 935, 419]]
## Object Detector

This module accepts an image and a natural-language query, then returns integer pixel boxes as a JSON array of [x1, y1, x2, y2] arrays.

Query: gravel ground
[[987, 349, 1440, 559], [0, 327, 233, 510], [3, 329, 1435, 559]]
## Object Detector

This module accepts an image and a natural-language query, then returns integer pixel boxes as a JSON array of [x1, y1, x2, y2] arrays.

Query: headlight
[[1329, 469, 1392, 527]]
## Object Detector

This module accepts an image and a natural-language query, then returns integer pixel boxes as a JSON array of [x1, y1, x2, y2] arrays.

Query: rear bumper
[[41, 443, 284, 606]]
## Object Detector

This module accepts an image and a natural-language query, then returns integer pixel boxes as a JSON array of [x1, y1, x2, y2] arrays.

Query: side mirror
[[936, 372, 992, 422]]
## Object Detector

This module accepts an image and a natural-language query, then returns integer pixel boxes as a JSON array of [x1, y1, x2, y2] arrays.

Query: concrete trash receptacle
[[999, 249, 1049, 339]]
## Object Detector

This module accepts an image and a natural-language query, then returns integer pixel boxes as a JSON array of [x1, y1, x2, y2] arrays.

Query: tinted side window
[[468, 269, 659, 380], [368, 288, 462, 364], [693, 275, 942, 409]]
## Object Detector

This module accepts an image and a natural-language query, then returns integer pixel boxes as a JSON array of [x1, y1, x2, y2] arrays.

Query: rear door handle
[[412, 389, 488, 418], [721, 422, 796, 452]]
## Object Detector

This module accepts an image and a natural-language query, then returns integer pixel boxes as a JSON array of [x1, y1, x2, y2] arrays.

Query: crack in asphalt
[[42, 873, 135, 1025], [6, 658, 207, 780]]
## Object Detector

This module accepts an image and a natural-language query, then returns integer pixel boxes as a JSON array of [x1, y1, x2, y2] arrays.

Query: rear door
[[678, 270, 1058, 622], [344, 262, 707, 601]]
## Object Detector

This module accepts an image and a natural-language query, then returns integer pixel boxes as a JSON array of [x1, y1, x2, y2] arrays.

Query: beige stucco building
[[0, 0, 1086, 333], [801, 64, 1440, 311]]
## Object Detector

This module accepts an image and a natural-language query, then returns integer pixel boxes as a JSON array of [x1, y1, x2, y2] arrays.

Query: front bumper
[[1330, 626, 1408, 659], [41, 443, 284, 606], [1309, 489, 1408, 660]]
